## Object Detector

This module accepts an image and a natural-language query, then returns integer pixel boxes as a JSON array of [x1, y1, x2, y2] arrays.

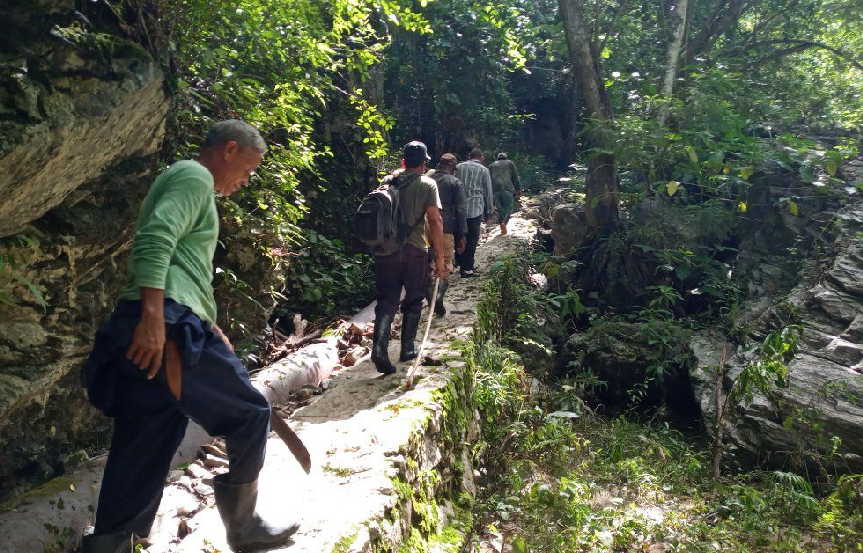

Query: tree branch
[[739, 39, 863, 72], [686, 0, 751, 63]]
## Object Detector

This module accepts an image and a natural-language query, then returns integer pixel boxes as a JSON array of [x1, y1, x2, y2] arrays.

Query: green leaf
[[511, 536, 529, 553], [666, 181, 680, 197], [738, 201, 748, 213], [600, 47, 611, 59], [685, 145, 698, 164], [788, 201, 799, 216]]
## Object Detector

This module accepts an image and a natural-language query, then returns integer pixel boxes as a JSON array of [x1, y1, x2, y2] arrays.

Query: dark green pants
[[495, 191, 515, 224]]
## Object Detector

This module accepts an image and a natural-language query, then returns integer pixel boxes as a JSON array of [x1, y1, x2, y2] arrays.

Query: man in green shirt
[[488, 152, 521, 235], [81, 120, 298, 553]]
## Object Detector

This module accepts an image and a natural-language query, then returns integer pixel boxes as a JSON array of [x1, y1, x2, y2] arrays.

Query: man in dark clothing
[[80, 120, 298, 553], [455, 148, 493, 277], [371, 141, 449, 375], [488, 152, 521, 235], [426, 153, 467, 317]]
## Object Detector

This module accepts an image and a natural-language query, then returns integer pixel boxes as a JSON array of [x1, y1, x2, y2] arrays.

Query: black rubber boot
[[433, 280, 449, 318], [80, 531, 133, 553], [214, 475, 299, 553], [399, 311, 422, 362], [371, 313, 397, 375]]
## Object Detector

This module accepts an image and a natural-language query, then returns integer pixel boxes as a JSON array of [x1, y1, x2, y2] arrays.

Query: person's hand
[[435, 257, 450, 280], [126, 313, 165, 379], [456, 237, 466, 254], [213, 325, 234, 352]]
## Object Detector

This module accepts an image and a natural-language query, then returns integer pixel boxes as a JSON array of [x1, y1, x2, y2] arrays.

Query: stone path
[[141, 215, 538, 553]]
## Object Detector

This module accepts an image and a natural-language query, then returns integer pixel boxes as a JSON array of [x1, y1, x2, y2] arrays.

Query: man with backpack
[[362, 141, 448, 375], [455, 147, 493, 277], [426, 153, 467, 317]]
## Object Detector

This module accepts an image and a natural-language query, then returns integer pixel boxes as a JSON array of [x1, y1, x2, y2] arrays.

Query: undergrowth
[[464, 252, 863, 553]]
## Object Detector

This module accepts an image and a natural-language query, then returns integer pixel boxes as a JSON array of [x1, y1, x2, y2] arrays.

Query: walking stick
[[405, 277, 439, 389]]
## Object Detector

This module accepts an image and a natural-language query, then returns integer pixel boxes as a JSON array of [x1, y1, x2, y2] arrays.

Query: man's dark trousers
[[456, 216, 482, 272], [89, 302, 270, 538], [374, 244, 429, 318]]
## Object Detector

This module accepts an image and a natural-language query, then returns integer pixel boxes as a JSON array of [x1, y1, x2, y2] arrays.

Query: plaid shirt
[[455, 159, 493, 219]]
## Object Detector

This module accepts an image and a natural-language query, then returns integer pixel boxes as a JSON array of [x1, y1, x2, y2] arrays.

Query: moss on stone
[[0, 476, 75, 513], [330, 528, 360, 553], [52, 23, 151, 63], [368, 348, 480, 553]]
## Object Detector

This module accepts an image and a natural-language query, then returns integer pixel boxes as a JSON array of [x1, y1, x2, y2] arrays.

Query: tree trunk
[[657, 0, 689, 126], [558, 0, 619, 235]]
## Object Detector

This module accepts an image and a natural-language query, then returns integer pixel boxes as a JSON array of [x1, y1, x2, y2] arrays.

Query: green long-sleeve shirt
[[119, 160, 219, 323]]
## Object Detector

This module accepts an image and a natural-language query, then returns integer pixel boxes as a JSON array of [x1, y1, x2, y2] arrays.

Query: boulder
[[520, 186, 574, 225], [550, 203, 588, 256]]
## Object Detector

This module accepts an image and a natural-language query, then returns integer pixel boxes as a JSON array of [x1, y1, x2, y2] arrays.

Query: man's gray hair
[[202, 119, 267, 153]]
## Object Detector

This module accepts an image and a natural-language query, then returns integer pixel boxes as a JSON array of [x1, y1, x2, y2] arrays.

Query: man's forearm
[[429, 216, 446, 262], [140, 287, 165, 321]]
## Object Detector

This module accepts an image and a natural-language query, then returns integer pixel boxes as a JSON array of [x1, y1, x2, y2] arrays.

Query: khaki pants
[[429, 233, 455, 274]]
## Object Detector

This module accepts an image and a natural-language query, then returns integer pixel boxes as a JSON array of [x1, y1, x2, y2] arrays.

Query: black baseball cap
[[403, 140, 431, 166]]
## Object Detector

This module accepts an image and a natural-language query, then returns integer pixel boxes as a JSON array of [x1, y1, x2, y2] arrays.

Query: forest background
[[148, 0, 863, 350]]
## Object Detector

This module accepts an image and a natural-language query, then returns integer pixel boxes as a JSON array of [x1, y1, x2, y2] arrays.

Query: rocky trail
[[0, 212, 539, 553]]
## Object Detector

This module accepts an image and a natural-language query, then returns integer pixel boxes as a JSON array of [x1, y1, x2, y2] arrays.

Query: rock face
[[0, 0, 169, 499], [0, 1, 166, 238], [690, 202, 863, 471]]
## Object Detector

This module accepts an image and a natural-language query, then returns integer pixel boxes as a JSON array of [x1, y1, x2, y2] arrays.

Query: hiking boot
[[214, 475, 299, 553], [371, 312, 397, 375], [460, 269, 479, 278], [433, 280, 449, 318], [80, 531, 133, 553], [399, 311, 421, 362]]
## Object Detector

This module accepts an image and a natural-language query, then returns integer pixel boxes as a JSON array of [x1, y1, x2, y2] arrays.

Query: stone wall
[[0, 0, 169, 499]]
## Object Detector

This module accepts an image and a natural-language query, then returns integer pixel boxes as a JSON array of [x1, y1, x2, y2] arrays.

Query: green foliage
[[278, 230, 374, 323], [468, 267, 861, 553], [730, 326, 800, 406], [384, 0, 531, 155], [475, 250, 551, 345], [152, 0, 429, 335], [457, 229, 863, 553], [817, 474, 863, 550]]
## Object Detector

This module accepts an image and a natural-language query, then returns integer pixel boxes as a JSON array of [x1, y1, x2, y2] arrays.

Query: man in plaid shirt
[[455, 148, 493, 277]]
